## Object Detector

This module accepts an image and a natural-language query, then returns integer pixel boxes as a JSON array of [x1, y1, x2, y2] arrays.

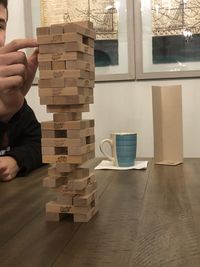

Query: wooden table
[[1, 158, 200, 267]]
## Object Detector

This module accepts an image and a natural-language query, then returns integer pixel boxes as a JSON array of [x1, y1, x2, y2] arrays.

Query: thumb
[[28, 48, 39, 71], [20, 48, 39, 96]]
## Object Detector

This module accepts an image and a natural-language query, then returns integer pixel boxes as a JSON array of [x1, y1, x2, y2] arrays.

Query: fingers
[[20, 48, 39, 96], [0, 51, 27, 66], [0, 163, 11, 181], [0, 51, 28, 95], [0, 172, 13, 181], [0, 38, 38, 54], [28, 48, 39, 68], [0, 177, 13, 182], [0, 64, 27, 80], [0, 75, 24, 94]]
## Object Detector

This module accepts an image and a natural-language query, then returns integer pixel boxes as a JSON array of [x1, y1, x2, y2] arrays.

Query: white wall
[[6, 0, 200, 157], [6, 0, 25, 42]]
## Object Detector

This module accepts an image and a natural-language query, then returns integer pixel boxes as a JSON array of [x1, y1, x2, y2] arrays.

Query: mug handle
[[99, 139, 113, 161]]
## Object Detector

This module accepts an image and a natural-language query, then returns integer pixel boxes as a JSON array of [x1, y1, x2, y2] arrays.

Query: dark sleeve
[[5, 101, 43, 176], [0, 121, 7, 141]]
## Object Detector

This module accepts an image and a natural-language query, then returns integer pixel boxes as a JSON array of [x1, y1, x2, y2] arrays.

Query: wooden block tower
[[36, 21, 98, 222]]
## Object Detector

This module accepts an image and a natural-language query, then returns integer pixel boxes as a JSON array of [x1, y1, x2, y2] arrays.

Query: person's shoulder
[[19, 99, 36, 116]]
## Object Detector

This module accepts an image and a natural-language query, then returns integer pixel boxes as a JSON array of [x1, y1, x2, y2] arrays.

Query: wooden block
[[41, 120, 94, 130], [37, 32, 83, 44], [83, 37, 95, 48], [43, 176, 66, 188], [39, 43, 66, 54], [64, 42, 94, 55], [39, 42, 94, 55], [39, 61, 52, 70], [89, 71, 95, 80], [42, 147, 56, 155], [82, 53, 94, 64], [56, 162, 76, 173], [42, 146, 68, 156], [42, 138, 85, 147], [68, 168, 90, 179], [46, 212, 66, 221], [41, 155, 70, 164], [76, 87, 93, 96], [65, 60, 94, 71], [37, 34, 63, 44], [59, 32, 83, 43], [57, 180, 97, 196], [39, 87, 83, 97], [46, 201, 93, 215], [42, 150, 95, 164], [73, 207, 98, 222], [41, 138, 86, 147], [46, 104, 90, 113], [64, 23, 96, 39], [52, 61, 66, 70], [42, 143, 93, 157], [68, 143, 95, 155], [39, 78, 94, 88], [39, 87, 92, 97], [56, 194, 73, 205], [67, 173, 95, 190], [63, 79, 94, 88], [73, 190, 98, 207], [87, 87, 94, 96], [39, 78, 65, 88], [41, 130, 56, 138], [40, 95, 93, 105], [50, 23, 64, 34], [38, 51, 89, 62], [67, 151, 95, 164], [86, 135, 95, 144], [36, 26, 50, 36], [42, 129, 67, 138], [43, 95, 94, 106], [67, 127, 94, 138], [53, 113, 82, 122], [48, 165, 69, 177], [39, 69, 92, 79]]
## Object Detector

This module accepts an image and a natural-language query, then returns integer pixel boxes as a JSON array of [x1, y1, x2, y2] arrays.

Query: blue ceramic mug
[[100, 133, 137, 167]]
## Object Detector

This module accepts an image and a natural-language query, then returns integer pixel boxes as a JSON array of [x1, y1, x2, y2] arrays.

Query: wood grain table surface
[[0, 158, 200, 267]]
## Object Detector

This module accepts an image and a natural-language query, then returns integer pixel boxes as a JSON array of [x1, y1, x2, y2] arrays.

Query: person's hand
[[0, 156, 20, 182], [0, 38, 38, 122]]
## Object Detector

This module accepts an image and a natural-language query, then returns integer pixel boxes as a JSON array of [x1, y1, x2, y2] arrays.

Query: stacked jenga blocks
[[36, 21, 98, 222]]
